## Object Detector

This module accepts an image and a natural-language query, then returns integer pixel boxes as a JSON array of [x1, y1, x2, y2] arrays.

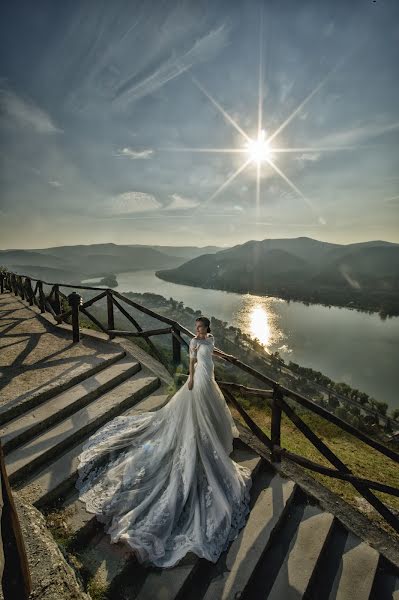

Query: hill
[[0, 243, 199, 282], [127, 244, 225, 259], [0, 243, 227, 284], [156, 237, 399, 315]]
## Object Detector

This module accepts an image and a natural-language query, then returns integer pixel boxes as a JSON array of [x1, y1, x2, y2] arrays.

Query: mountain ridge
[[156, 236, 399, 315]]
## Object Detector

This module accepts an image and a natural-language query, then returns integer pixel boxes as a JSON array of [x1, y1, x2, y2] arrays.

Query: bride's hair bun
[[196, 316, 211, 333]]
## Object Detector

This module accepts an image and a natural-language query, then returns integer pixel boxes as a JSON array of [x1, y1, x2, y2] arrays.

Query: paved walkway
[[0, 293, 121, 408]]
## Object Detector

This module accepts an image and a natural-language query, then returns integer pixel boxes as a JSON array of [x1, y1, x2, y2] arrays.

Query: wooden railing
[[1, 269, 399, 534], [0, 441, 31, 599]]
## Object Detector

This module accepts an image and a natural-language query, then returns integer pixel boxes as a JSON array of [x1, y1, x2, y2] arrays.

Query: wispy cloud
[[384, 195, 399, 206], [105, 191, 161, 215], [323, 21, 335, 37], [166, 193, 199, 210], [0, 85, 62, 134], [113, 24, 229, 107], [317, 119, 399, 147], [295, 153, 320, 162], [48, 180, 62, 188], [114, 147, 153, 159], [99, 190, 202, 217]]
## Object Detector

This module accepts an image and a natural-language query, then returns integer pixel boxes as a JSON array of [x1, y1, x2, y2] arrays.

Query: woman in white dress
[[75, 316, 253, 568]]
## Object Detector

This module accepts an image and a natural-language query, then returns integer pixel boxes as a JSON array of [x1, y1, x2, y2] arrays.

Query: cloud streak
[[316, 119, 399, 147], [114, 147, 153, 159], [113, 24, 229, 107], [0, 85, 61, 134], [166, 193, 199, 210]]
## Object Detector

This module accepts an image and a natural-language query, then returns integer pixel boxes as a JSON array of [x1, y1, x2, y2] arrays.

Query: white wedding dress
[[75, 334, 253, 568]]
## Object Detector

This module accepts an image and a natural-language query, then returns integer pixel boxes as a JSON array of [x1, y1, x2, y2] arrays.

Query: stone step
[[64, 439, 260, 548], [5, 371, 161, 485], [132, 444, 263, 600], [267, 504, 335, 600], [370, 556, 399, 600], [1, 357, 141, 454], [77, 531, 133, 595], [328, 532, 379, 600], [0, 349, 126, 426], [201, 471, 296, 600], [19, 387, 171, 508]]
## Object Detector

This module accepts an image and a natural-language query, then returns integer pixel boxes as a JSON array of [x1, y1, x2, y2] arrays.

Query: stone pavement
[[0, 294, 124, 408]]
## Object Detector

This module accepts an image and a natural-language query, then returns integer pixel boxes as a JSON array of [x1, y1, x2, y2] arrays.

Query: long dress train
[[75, 334, 253, 568]]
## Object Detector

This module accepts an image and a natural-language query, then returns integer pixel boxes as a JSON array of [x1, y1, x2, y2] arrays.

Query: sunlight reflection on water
[[235, 294, 285, 352]]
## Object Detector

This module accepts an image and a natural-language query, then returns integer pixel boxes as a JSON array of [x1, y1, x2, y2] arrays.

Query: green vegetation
[[228, 397, 399, 541], [45, 505, 109, 599]]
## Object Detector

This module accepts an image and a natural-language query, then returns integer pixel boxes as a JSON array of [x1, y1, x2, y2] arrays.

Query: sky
[[0, 0, 398, 249]]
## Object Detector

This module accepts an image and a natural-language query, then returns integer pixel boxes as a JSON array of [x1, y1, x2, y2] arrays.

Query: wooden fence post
[[37, 282, 46, 313], [25, 278, 34, 306], [271, 383, 283, 463], [18, 276, 25, 300], [53, 285, 61, 316], [0, 441, 32, 599], [107, 291, 115, 337], [172, 327, 181, 366], [11, 274, 17, 296], [68, 292, 82, 343]]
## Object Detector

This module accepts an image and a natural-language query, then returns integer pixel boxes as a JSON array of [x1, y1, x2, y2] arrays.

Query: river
[[82, 270, 399, 411]]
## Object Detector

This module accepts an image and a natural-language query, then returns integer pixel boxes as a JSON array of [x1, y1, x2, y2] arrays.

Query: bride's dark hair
[[195, 316, 211, 333]]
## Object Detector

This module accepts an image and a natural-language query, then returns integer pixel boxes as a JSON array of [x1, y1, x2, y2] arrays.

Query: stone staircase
[[1, 294, 399, 599], [1, 355, 398, 599]]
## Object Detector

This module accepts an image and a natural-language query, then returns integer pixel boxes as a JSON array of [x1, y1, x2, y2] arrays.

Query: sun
[[245, 130, 272, 164]]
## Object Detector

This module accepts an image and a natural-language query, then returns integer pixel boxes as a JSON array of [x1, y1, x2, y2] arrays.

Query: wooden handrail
[[2, 268, 399, 534], [218, 382, 399, 463]]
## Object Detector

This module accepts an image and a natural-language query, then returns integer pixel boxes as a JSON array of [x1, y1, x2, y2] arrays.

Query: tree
[[328, 395, 340, 409], [374, 401, 388, 416], [391, 408, 399, 422]]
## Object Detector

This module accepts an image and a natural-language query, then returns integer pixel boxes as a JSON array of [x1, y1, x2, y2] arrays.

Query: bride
[[75, 316, 253, 568]]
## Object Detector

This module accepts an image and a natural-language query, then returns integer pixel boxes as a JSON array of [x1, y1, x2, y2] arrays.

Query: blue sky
[[0, 0, 398, 248]]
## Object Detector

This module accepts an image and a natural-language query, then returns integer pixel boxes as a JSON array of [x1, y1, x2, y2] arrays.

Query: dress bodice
[[189, 335, 215, 377]]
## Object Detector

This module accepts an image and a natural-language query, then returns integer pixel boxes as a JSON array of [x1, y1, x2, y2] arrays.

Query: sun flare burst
[[245, 130, 273, 164], [156, 7, 360, 219]]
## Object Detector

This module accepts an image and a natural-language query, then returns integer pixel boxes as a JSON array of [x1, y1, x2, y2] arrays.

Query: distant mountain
[[127, 244, 226, 260], [218, 237, 341, 266], [0, 250, 67, 269], [156, 237, 399, 314], [311, 245, 399, 290], [2, 264, 83, 284], [0, 243, 190, 281], [0, 243, 228, 281]]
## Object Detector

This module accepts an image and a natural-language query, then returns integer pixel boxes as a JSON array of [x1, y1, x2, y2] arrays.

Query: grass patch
[[229, 397, 399, 541], [45, 505, 76, 547], [46, 506, 112, 599], [87, 576, 109, 600]]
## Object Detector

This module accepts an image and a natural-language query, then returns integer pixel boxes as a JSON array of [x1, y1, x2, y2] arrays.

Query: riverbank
[[156, 270, 399, 318]]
